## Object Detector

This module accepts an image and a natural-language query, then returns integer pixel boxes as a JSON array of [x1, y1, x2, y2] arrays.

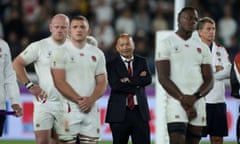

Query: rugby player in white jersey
[[155, 7, 213, 144], [13, 14, 69, 144], [0, 39, 22, 136], [51, 15, 107, 144], [197, 17, 231, 144]]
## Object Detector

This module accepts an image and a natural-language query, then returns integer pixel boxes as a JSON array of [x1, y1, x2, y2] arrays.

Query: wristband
[[24, 81, 34, 90], [194, 91, 202, 99]]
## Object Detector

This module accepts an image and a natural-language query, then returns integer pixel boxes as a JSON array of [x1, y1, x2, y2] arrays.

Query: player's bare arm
[[196, 64, 213, 97], [13, 56, 47, 102], [156, 60, 185, 101], [78, 73, 107, 112], [51, 68, 82, 103]]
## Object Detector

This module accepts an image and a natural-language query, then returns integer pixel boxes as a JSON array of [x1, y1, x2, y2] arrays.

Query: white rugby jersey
[[205, 42, 231, 103], [155, 33, 212, 95], [0, 39, 20, 109], [20, 37, 67, 101], [51, 42, 106, 109]]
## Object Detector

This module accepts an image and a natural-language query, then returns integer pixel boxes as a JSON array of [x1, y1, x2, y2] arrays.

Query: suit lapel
[[115, 56, 129, 76]]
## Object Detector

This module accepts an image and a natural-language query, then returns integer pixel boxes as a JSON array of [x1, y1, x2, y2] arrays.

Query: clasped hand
[[76, 97, 93, 113], [180, 95, 197, 120]]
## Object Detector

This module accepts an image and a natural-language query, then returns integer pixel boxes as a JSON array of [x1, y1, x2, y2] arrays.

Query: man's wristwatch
[[194, 91, 202, 99]]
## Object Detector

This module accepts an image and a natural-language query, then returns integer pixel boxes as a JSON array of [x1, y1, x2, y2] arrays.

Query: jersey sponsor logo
[[53, 61, 57, 66], [0, 47, 1, 52], [218, 58, 222, 63], [174, 46, 180, 53], [80, 53, 84, 56], [185, 44, 189, 47], [216, 51, 221, 56], [47, 51, 52, 58], [70, 57, 75, 63]]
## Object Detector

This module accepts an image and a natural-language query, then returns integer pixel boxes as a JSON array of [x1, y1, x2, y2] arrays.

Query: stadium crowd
[[0, 0, 240, 74]]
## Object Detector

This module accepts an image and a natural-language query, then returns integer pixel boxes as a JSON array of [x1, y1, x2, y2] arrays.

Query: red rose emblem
[[92, 56, 96, 62], [197, 47, 202, 53]]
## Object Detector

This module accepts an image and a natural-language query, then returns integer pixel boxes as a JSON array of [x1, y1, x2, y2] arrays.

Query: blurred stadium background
[[1, 0, 240, 143]]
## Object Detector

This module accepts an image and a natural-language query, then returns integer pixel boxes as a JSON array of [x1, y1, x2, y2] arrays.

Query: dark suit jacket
[[105, 54, 152, 123]]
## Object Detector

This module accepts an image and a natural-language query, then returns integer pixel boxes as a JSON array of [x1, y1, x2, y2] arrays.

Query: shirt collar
[[120, 55, 134, 62]]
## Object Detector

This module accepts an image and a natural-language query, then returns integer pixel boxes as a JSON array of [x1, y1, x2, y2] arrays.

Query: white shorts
[[33, 101, 63, 131], [166, 96, 206, 126], [55, 102, 101, 141]]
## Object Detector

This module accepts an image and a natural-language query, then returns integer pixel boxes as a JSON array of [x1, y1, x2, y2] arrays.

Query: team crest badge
[[80, 53, 84, 56], [0, 47, 1, 52], [216, 51, 221, 56], [197, 48, 202, 53], [92, 56, 96, 62]]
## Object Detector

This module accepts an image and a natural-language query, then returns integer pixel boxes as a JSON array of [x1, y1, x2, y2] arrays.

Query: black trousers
[[109, 106, 150, 144], [0, 115, 6, 136]]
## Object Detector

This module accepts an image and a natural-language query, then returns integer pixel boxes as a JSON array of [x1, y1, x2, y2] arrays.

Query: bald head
[[51, 14, 69, 25], [49, 14, 69, 44]]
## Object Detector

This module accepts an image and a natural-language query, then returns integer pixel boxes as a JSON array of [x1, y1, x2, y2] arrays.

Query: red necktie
[[126, 60, 134, 110], [126, 60, 132, 77]]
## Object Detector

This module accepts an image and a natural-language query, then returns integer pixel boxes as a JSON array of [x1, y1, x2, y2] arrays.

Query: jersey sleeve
[[201, 43, 212, 65], [3, 41, 21, 105], [214, 45, 232, 80], [95, 50, 107, 75], [51, 48, 66, 69], [20, 42, 40, 65], [155, 39, 171, 61]]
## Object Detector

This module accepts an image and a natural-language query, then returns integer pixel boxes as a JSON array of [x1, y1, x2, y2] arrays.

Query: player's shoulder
[[28, 37, 49, 48], [213, 41, 229, 53], [214, 42, 225, 49], [157, 33, 177, 48], [0, 38, 7, 45], [37, 37, 51, 45], [0, 39, 10, 51], [163, 33, 176, 42], [87, 43, 104, 55]]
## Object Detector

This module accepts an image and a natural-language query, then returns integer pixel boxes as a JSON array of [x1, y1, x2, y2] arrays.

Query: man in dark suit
[[105, 33, 152, 144]]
